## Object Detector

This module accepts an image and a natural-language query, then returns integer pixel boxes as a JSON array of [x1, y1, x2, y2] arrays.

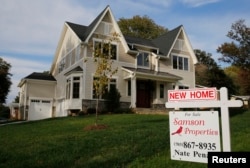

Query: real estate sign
[[168, 88, 217, 102], [169, 111, 221, 163]]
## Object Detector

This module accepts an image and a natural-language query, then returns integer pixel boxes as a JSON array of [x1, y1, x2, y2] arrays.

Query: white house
[[18, 6, 197, 120]]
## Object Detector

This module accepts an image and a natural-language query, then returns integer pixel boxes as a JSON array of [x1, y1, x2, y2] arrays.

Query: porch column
[[131, 76, 136, 108], [174, 82, 179, 90]]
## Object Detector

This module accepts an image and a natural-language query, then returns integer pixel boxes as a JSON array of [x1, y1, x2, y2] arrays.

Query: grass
[[0, 109, 249, 168]]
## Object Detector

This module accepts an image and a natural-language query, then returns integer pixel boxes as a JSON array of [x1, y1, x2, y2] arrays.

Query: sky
[[1, 0, 249, 104]]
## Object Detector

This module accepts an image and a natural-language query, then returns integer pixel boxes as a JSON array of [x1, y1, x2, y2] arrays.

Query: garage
[[28, 98, 52, 120]]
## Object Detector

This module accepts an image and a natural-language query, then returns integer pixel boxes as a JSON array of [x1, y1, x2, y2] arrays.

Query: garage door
[[29, 99, 52, 120]]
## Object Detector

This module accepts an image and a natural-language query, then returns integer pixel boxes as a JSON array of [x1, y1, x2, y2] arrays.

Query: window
[[173, 55, 189, 71], [127, 80, 131, 96], [179, 85, 189, 89], [72, 77, 80, 98], [160, 84, 164, 98], [173, 85, 189, 89], [92, 77, 117, 99], [66, 76, 81, 99], [137, 52, 149, 67], [66, 79, 71, 99], [94, 41, 117, 60]]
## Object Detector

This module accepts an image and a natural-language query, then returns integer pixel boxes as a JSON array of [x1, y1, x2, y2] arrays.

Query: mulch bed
[[84, 124, 108, 131]]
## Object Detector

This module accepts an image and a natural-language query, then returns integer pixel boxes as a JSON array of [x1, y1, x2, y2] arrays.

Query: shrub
[[104, 87, 121, 113]]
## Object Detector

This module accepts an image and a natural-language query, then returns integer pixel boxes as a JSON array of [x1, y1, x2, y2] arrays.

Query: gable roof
[[24, 72, 56, 81], [66, 22, 88, 41], [152, 25, 182, 56], [18, 72, 56, 87], [66, 6, 109, 42], [64, 66, 83, 76], [51, 6, 197, 74]]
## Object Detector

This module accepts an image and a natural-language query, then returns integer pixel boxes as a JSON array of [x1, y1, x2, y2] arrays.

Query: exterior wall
[[51, 12, 197, 112], [27, 80, 56, 98]]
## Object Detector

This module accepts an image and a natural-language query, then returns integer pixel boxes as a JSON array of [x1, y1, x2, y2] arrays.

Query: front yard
[[0, 109, 249, 168]]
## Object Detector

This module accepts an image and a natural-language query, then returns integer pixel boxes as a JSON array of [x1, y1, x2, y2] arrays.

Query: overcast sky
[[1, 0, 249, 104]]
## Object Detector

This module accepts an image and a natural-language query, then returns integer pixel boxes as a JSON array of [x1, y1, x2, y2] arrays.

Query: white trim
[[171, 53, 190, 72]]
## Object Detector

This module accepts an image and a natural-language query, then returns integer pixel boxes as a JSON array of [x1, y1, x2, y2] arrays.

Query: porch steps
[[134, 108, 169, 115]]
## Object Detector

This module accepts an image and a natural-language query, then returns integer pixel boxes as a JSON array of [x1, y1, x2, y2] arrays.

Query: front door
[[136, 81, 150, 108]]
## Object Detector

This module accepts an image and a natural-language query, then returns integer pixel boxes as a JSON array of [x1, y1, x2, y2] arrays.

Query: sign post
[[166, 87, 243, 163]]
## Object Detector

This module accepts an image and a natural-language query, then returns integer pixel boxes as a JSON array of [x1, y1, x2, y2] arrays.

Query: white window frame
[[93, 38, 118, 60], [65, 74, 82, 100], [172, 54, 189, 71], [137, 52, 150, 68]]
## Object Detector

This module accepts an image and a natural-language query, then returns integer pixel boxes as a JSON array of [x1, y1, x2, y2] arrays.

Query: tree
[[118, 15, 168, 39], [0, 57, 12, 105], [217, 19, 250, 69], [92, 33, 119, 125], [217, 19, 250, 94], [194, 50, 236, 95], [13, 95, 20, 103]]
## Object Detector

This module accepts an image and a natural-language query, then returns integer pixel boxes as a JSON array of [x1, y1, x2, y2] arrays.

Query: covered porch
[[122, 67, 182, 108]]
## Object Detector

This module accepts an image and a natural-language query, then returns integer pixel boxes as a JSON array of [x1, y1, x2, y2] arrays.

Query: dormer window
[[137, 52, 149, 67]]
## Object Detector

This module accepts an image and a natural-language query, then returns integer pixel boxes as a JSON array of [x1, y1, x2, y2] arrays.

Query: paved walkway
[[0, 120, 29, 126]]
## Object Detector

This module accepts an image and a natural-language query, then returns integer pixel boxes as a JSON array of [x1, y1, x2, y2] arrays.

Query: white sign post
[[166, 87, 243, 159]]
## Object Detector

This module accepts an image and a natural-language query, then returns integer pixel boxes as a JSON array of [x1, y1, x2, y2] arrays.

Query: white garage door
[[29, 99, 52, 120]]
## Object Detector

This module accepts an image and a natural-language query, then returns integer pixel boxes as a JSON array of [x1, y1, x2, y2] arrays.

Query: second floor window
[[173, 55, 189, 71], [94, 41, 117, 60], [137, 52, 149, 67]]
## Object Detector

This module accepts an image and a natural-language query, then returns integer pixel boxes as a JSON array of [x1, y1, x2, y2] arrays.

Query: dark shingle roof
[[124, 25, 182, 56], [66, 6, 109, 42], [125, 35, 157, 48], [66, 5, 182, 57], [66, 22, 88, 41], [64, 66, 83, 76], [24, 72, 56, 81], [152, 25, 182, 56]]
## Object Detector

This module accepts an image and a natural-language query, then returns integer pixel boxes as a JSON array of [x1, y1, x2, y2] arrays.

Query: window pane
[[73, 82, 80, 98], [160, 84, 164, 98], [184, 58, 188, 70], [173, 56, 178, 69], [144, 53, 149, 67], [128, 80, 131, 96], [137, 53, 143, 66], [111, 44, 117, 60], [94, 41, 102, 57], [178, 57, 183, 70]]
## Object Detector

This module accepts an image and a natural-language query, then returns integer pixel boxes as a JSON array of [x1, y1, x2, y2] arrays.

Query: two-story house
[[18, 5, 197, 120]]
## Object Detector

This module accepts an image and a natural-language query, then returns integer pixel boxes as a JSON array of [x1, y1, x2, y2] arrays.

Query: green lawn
[[0, 109, 249, 168]]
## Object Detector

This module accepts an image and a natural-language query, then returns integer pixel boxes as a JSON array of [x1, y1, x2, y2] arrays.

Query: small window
[[160, 84, 164, 98], [172, 85, 189, 90], [137, 52, 149, 67], [127, 80, 131, 96], [179, 86, 189, 89]]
